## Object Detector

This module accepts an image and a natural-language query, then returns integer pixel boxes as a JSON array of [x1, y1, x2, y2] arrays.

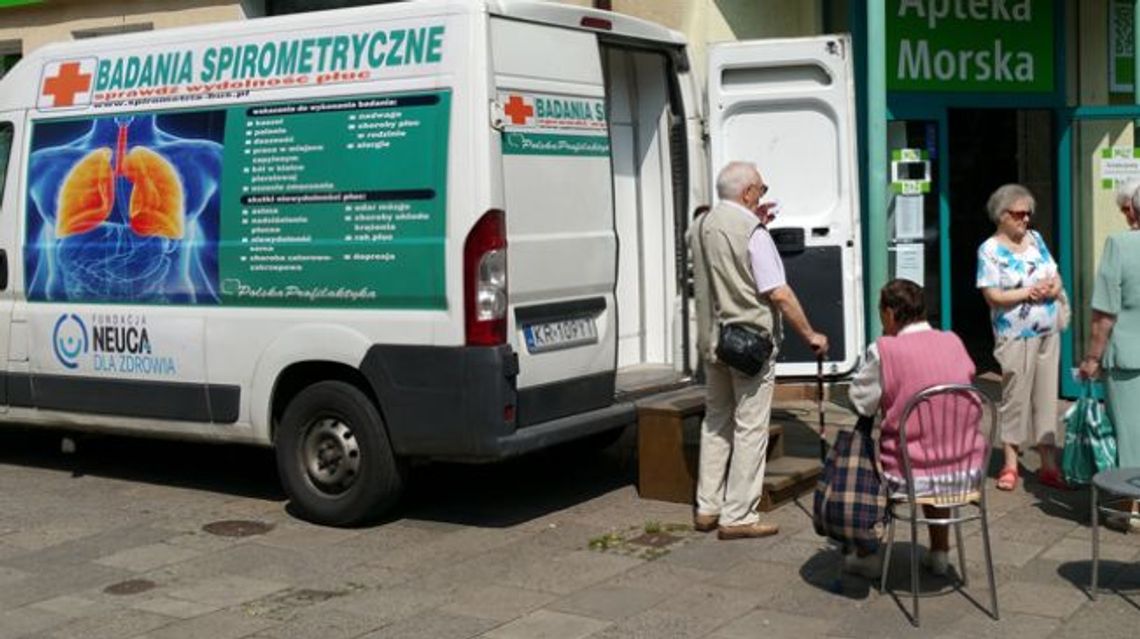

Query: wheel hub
[[301, 418, 360, 494]]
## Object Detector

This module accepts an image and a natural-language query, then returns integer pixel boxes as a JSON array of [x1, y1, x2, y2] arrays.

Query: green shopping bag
[[1061, 381, 1118, 485]]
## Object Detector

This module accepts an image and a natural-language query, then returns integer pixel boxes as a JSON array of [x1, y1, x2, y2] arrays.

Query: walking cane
[[817, 354, 826, 463]]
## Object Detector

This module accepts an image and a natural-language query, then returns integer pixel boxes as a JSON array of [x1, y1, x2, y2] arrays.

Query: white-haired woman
[[976, 184, 1066, 491]]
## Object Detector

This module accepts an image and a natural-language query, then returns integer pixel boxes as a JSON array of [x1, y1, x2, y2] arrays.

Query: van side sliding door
[[707, 36, 865, 376]]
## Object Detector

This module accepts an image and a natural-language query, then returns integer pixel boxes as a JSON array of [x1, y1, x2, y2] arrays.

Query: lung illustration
[[55, 127, 185, 240], [122, 146, 185, 239], [26, 112, 224, 305], [56, 147, 115, 237]]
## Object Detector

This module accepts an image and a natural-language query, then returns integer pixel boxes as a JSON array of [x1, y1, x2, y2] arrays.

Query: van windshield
[[0, 123, 11, 204]]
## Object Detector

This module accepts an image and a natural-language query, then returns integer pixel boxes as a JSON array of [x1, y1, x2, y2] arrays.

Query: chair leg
[[910, 513, 921, 627], [954, 508, 968, 587], [1091, 484, 1099, 601], [979, 506, 999, 620], [880, 515, 896, 594]]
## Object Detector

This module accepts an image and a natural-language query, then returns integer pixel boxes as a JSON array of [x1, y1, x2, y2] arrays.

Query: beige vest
[[690, 201, 780, 363]]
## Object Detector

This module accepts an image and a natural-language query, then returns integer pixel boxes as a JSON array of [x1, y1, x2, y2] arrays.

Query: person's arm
[[766, 284, 828, 356], [1079, 310, 1117, 379], [981, 285, 1039, 308], [848, 345, 882, 418], [1081, 236, 1124, 379]]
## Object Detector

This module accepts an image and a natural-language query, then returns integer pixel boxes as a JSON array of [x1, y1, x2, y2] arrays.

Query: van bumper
[[359, 344, 630, 460]]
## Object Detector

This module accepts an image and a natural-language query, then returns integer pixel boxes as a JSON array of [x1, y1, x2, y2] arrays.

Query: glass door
[[1059, 108, 1140, 397], [886, 114, 948, 329]]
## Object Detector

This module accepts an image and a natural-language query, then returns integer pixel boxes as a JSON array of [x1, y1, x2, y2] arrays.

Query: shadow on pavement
[[1057, 560, 1140, 611], [398, 425, 638, 528], [0, 423, 640, 528], [0, 426, 284, 500]]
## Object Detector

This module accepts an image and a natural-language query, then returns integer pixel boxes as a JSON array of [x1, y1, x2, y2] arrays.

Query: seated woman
[[845, 279, 985, 578]]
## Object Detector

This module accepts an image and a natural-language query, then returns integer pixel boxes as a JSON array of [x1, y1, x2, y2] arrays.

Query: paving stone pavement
[[0, 402, 1138, 639]]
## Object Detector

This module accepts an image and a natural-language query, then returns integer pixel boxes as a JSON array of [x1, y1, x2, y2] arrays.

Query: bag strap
[[696, 213, 723, 321]]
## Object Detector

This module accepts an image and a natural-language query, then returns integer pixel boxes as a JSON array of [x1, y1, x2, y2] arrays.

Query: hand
[[1078, 357, 1101, 380], [1025, 286, 1043, 303], [754, 200, 779, 226], [807, 332, 829, 358]]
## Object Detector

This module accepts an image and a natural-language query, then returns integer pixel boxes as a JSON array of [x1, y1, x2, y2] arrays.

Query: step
[[759, 456, 821, 512]]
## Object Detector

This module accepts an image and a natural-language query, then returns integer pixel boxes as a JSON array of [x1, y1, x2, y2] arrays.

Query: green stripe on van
[[503, 132, 610, 157]]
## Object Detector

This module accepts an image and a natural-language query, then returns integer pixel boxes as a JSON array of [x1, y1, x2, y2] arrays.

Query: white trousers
[[696, 359, 776, 526]]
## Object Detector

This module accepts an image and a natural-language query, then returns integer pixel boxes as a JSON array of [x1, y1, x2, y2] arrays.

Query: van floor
[[615, 363, 690, 401]]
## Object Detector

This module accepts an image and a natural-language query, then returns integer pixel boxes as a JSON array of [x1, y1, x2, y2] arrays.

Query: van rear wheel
[[276, 381, 402, 526]]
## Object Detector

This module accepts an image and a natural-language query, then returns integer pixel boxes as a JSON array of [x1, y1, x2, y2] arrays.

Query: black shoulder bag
[[697, 214, 774, 377]]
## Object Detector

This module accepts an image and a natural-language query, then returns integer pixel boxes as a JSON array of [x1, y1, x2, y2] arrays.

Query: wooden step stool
[[636, 385, 819, 511]]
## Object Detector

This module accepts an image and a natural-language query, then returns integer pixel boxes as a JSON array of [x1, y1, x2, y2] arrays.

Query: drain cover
[[104, 579, 156, 596], [202, 520, 274, 538]]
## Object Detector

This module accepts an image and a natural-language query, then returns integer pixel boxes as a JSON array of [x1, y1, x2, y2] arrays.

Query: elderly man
[[691, 161, 829, 540]]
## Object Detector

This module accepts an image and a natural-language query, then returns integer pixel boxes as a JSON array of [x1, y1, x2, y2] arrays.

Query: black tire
[[275, 381, 403, 526]]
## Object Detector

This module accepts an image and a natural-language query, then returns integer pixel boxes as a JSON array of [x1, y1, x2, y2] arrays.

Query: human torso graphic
[[27, 115, 223, 304]]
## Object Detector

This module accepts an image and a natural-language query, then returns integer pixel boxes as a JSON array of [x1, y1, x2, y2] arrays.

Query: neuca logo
[[51, 312, 169, 374], [38, 59, 97, 109], [52, 314, 89, 369]]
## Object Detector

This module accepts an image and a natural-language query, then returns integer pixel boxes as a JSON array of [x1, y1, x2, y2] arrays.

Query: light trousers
[[993, 332, 1060, 448], [696, 359, 776, 526]]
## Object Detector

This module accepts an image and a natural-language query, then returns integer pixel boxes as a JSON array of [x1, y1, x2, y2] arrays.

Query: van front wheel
[[276, 381, 402, 526]]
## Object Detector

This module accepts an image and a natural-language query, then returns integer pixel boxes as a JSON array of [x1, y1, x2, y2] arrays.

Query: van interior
[[602, 42, 692, 399]]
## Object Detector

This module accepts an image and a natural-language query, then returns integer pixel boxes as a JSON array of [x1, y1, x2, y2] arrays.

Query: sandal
[[1037, 468, 1070, 491], [996, 467, 1018, 491]]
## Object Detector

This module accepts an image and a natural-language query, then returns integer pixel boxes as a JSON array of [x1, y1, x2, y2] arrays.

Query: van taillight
[[464, 209, 507, 346]]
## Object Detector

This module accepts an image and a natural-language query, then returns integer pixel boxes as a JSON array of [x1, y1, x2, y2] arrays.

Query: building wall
[[0, 0, 254, 55], [562, 0, 824, 82]]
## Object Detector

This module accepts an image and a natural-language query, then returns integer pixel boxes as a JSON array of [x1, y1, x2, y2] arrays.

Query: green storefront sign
[[887, 0, 1054, 93]]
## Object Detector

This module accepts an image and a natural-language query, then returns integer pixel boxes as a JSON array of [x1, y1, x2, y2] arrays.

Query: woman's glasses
[[1004, 209, 1032, 221]]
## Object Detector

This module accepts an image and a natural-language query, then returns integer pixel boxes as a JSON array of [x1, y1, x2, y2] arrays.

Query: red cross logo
[[503, 95, 534, 126], [42, 61, 93, 108]]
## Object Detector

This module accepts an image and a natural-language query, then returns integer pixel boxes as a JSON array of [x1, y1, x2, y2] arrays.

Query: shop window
[[0, 123, 12, 204], [1070, 119, 1138, 370], [0, 40, 19, 81]]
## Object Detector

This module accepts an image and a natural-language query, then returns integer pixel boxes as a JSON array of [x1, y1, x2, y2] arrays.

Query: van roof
[[0, 0, 685, 113]]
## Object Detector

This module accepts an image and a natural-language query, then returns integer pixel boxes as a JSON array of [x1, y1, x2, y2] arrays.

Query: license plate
[[523, 317, 598, 353]]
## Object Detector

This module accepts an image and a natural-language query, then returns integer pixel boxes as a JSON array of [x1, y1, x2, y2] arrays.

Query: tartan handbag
[[813, 415, 887, 553]]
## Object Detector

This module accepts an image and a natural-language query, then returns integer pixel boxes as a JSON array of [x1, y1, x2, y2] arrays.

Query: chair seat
[[889, 490, 981, 507], [1092, 468, 1140, 499]]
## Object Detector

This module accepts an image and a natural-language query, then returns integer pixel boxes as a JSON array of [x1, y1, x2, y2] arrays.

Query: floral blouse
[[976, 230, 1059, 341]]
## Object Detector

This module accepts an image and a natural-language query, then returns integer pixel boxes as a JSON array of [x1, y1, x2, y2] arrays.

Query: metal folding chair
[[879, 383, 1000, 627]]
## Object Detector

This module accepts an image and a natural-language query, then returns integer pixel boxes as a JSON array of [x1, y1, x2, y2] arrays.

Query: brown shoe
[[693, 513, 719, 532], [717, 522, 779, 540]]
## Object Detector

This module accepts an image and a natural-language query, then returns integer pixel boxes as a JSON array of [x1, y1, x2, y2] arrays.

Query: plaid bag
[[813, 415, 887, 553]]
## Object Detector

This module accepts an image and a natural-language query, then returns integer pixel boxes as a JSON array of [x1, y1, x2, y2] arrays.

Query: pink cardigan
[[877, 330, 984, 482]]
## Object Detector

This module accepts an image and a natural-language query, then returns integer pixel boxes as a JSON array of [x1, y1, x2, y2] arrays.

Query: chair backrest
[[896, 383, 999, 507]]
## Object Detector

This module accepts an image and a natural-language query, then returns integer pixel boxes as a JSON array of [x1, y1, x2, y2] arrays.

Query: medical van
[[0, 0, 863, 525]]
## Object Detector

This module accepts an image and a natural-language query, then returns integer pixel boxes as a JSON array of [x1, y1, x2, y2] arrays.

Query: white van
[[0, 0, 863, 525]]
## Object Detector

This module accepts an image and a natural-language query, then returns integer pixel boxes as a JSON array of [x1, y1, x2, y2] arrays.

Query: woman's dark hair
[[879, 279, 927, 326]]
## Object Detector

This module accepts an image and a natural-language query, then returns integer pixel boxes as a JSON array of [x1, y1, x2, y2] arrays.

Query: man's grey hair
[[985, 183, 1035, 224], [716, 161, 759, 201], [1117, 179, 1140, 209]]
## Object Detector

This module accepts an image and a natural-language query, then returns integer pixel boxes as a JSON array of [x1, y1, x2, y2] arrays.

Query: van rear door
[[706, 36, 864, 376], [490, 18, 617, 425]]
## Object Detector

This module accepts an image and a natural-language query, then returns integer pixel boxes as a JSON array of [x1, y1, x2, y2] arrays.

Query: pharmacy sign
[[887, 0, 1054, 93]]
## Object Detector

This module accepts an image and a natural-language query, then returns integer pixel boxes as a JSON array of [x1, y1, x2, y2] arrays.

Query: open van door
[[490, 18, 618, 425], [706, 36, 864, 377]]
